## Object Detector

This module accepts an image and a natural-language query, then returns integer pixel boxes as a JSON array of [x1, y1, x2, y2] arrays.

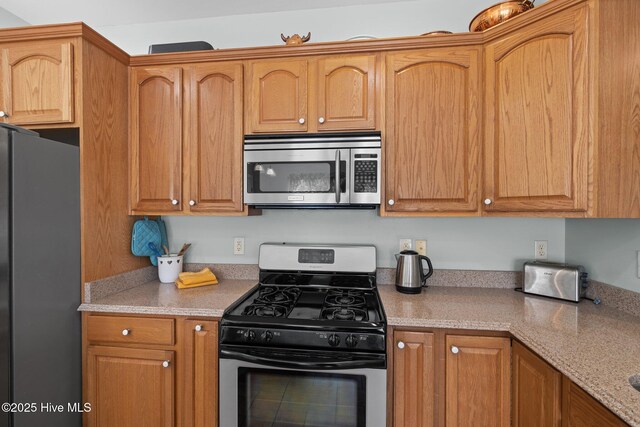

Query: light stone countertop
[[79, 279, 257, 318], [378, 285, 640, 426], [79, 279, 640, 426]]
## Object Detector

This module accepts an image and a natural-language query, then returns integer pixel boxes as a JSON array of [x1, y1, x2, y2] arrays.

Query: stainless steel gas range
[[219, 243, 387, 427]]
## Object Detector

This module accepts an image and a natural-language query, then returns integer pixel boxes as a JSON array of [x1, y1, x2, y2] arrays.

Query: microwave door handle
[[335, 150, 341, 204]]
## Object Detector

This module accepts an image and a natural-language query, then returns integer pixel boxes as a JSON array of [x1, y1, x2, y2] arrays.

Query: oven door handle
[[220, 348, 386, 370], [335, 149, 341, 204]]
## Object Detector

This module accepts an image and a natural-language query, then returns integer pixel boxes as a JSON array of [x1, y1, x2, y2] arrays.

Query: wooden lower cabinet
[[86, 346, 175, 427], [392, 331, 510, 427], [562, 377, 627, 427], [183, 320, 218, 427], [445, 335, 511, 427], [512, 341, 562, 427], [84, 314, 219, 427], [393, 330, 436, 427]]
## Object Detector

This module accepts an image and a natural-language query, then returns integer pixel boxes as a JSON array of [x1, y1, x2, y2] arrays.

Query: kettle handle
[[420, 255, 433, 286]]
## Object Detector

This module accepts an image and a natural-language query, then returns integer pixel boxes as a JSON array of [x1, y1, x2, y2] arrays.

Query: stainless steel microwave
[[244, 132, 381, 208]]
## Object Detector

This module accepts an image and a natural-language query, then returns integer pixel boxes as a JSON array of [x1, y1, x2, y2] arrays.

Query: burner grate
[[321, 289, 369, 321], [242, 286, 301, 318], [320, 307, 368, 321]]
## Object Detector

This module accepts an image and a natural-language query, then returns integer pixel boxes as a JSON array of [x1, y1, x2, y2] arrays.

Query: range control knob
[[261, 330, 273, 343], [243, 330, 256, 342], [328, 334, 341, 347], [345, 334, 358, 348]]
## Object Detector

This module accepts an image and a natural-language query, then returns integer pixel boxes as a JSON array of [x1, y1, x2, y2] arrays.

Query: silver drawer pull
[[194, 324, 202, 332], [397, 341, 405, 349], [451, 345, 459, 354], [121, 329, 130, 336], [162, 360, 170, 368]]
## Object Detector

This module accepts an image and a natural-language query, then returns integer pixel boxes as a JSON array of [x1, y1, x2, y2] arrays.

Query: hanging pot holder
[[131, 217, 168, 266]]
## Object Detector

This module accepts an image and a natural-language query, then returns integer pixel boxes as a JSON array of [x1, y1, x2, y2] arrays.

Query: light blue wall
[[565, 219, 640, 292], [165, 211, 565, 270]]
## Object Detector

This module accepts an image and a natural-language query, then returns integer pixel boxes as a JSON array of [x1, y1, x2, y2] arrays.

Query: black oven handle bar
[[220, 347, 386, 370]]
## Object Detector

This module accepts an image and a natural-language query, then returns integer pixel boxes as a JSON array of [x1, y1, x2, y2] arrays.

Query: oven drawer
[[87, 315, 175, 346]]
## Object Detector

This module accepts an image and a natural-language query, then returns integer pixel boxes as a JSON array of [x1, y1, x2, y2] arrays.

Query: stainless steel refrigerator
[[0, 123, 81, 427]]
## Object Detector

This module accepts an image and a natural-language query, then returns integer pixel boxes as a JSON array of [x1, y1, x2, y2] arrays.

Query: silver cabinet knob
[[171, 199, 179, 205], [0, 111, 9, 118], [162, 360, 170, 368], [318, 117, 325, 124], [451, 345, 459, 354], [484, 198, 492, 205], [298, 118, 305, 124], [388, 199, 395, 206], [397, 341, 405, 349], [194, 324, 202, 332], [189, 200, 196, 206], [122, 329, 130, 336]]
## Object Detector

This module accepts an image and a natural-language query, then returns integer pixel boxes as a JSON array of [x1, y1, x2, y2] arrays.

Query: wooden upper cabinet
[[385, 47, 481, 214], [393, 330, 436, 427], [0, 40, 74, 125], [483, 4, 589, 213], [182, 320, 218, 427], [246, 59, 308, 133], [185, 63, 244, 213], [512, 341, 562, 427], [246, 55, 378, 133], [445, 335, 510, 427], [316, 55, 376, 131], [130, 66, 183, 213], [86, 346, 174, 427], [562, 377, 628, 427]]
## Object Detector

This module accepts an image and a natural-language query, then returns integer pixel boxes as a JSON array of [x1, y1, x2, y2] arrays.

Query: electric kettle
[[395, 250, 433, 294]]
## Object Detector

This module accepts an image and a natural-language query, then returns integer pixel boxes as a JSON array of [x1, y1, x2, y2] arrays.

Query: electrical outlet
[[399, 239, 412, 252], [233, 237, 245, 255], [534, 240, 548, 260], [415, 240, 427, 256]]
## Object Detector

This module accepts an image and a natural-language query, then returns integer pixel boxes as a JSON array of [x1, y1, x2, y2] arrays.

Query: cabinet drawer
[[87, 315, 175, 346]]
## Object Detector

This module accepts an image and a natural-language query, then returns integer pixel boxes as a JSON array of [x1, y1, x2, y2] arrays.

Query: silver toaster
[[523, 261, 589, 302]]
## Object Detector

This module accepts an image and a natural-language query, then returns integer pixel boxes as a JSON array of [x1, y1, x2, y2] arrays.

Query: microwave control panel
[[354, 154, 378, 193]]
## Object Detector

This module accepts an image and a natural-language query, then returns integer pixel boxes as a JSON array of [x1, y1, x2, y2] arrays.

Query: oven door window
[[238, 367, 366, 427], [247, 161, 347, 194]]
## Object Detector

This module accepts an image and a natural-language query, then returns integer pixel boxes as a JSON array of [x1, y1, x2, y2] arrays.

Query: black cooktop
[[226, 284, 384, 324]]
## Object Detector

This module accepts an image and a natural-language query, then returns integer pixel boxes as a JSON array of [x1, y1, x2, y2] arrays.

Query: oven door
[[219, 348, 386, 427], [244, 148, 350, 206]]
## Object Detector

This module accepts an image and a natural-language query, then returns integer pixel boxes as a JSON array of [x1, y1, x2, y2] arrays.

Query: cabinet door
[[246, 59, 308, 133], [183, 320, 218, 427], [562, 377, 627, 427], [483, 5, 589, 212], [130, 67, 183, 213], [385, 48, 481, 214], [0, 41, 74, 125], [317, 55, 377, 131], [186, 63, 244, 213], [86, 346, 174, 427], [445, 335, 510, 427], [393, 331, 436, 427], [512, 341, 562, 427]]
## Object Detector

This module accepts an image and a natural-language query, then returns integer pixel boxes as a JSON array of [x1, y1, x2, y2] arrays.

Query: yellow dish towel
[[175, 268, 219, 289]]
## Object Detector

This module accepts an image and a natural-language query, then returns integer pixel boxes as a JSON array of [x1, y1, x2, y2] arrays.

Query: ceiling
[[0, 0, 412, 27]]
